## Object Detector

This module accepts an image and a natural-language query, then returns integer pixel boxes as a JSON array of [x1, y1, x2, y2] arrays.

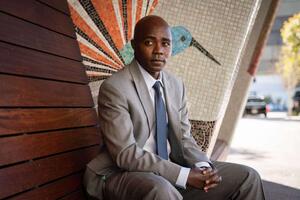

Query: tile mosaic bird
[[120, 26, 221, 66]]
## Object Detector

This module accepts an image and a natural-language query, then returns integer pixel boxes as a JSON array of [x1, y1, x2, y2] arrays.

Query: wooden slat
[[38, 0, 70, 16], [0, 108, 98, 136], [0, 42, 87, 83], [0, 146, 99, 199], [0, 74, 93, 107], [59, 190, 86, 200], [9, 173, 83, 200], [0, 127, 100, 167], [0, 12, 81, 61], [0, 0, 75, 38]]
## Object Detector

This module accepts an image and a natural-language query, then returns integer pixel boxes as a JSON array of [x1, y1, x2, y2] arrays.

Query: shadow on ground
[[229, 148, 267, 160], [263, 180, 300, 200]]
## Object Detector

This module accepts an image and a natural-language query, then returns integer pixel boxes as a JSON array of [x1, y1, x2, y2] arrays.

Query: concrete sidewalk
[[226, 113, 300, 199]]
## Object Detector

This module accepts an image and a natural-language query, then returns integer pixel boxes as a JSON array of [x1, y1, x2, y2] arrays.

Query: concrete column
[[212, 0, 280, 160]]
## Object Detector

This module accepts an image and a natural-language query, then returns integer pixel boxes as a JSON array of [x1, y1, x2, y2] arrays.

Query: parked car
[[244, 96, 268, 117], [292, 89, 300, 115]]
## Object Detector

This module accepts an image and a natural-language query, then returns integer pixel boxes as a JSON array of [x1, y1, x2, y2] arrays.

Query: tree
[[276, 12, 300, 113], [276, 12, 300, 88]]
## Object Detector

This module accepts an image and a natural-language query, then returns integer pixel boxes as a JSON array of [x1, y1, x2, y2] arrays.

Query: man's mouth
[[151, 59, 165, 63]]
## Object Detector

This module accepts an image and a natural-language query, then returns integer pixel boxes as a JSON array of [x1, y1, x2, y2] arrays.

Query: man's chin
[[150, 60, 165, 65], [149, 61, 166, 69], [150, 65, 165, 72]]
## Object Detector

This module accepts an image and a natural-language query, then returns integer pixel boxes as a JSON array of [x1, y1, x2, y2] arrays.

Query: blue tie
[[153, 81, 168, 160]]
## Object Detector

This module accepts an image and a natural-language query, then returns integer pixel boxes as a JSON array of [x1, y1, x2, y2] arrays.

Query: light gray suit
[[84, 60, 265, 200]]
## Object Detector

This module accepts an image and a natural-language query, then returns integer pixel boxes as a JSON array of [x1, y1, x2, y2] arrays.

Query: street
[[226, 112, 300, 190]]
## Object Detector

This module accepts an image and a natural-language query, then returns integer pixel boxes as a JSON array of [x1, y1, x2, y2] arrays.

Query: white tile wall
[[154, 0, 261, 121]]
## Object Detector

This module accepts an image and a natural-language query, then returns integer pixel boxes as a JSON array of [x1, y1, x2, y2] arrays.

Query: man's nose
[[153, 43, 163, 54]]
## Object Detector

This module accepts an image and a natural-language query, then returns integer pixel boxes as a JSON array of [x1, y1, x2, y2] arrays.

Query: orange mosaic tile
[[135, 0, 143, 24], [69, 5, 123, 65], [92, 0, 124, 50], [149, 0, 159, 14], [78, 42, 121, 70], [118, 0, 125, 42], [127, 0, 133, 40]]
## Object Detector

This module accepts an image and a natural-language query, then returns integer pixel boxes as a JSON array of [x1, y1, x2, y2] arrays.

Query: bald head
[[133, 15, 170, 41], [131, 15, 172, 79]]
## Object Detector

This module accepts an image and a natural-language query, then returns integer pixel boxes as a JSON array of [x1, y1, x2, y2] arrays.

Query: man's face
[[132, 20, 172, 79]]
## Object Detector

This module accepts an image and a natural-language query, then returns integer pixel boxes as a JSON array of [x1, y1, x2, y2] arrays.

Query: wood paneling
[[0, 74, 93, 107], [0, 146, 99, 199], [0, 0, 75, 38], [0, 1, 100, 199], [0, 12, 81, 61], [0, 42, 87, 83], [59, 190, 86, 200], [38, 0, 70, 16], [0, 108, 98, 136], [9, 173, 82, 200], [0, 127, 100, 166]]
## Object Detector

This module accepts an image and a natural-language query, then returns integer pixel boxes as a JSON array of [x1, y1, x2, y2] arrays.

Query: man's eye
[[162, 42, 170, 47], [144, 40, 153, 46]]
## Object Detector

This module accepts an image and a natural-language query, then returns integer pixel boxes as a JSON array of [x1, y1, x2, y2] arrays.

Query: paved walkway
[[226, 112, 300, 199]]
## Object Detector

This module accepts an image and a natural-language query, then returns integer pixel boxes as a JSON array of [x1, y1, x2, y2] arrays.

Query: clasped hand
[[187, 167, 222, 192]]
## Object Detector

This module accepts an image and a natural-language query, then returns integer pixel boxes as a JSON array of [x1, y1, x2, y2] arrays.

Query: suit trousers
[[101, 161, 265, 200]]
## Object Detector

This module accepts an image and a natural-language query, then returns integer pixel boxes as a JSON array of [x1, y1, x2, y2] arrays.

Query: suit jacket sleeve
[[178, 81, 212, 167], [98, 80, 181, 185]]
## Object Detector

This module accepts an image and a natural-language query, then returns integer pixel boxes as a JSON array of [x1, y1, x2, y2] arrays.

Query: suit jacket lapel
[[129, 60, 154, 137], [162, 71, 181, 138]]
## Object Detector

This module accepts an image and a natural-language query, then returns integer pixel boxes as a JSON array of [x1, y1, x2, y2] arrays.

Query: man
[[84, 15, 265, 200]]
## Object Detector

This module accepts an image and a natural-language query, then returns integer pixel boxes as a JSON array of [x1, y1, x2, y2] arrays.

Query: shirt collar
[[137, 61, 164, 91]]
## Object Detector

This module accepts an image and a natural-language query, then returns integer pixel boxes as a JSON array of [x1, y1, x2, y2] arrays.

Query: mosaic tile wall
[[68, 0, 261, 151], [68, 0, 159, 81], [190, 120, 216, 152], [153, 0, 261, 121]]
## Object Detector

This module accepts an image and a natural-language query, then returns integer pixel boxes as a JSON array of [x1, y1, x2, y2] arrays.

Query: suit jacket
[[86, 59, 211, 186]]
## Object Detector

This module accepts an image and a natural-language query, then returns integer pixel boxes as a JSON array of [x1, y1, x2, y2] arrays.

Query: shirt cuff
[[175, 167, 190, 189], [194, 161, 211, 168]]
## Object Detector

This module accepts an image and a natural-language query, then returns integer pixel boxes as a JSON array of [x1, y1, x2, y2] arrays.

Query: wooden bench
[[0, 0, 101, 199]]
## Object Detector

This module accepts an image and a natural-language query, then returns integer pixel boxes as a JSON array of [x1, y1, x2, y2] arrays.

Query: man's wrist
[[194, 161, 211, 169], [175, 167, 191, 189]]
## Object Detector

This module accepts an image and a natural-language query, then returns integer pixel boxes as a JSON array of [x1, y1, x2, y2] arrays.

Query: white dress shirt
[[137, 63, 210, 189]]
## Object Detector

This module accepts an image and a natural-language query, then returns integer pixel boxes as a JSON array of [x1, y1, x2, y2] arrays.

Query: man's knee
[[239, 164, 262, 182], [105, 172, 182, 200], [143, 174, 182, 200], [218, 162, 262, 187], [231, 164, 263, 192], [232, 164, 265, 199]]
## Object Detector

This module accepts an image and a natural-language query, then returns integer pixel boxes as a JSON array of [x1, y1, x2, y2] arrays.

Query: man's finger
[[205, 175, 222, 191], [206, 174, 222, 184], [203, 168, 217, 176], [204, 176, 222, 191], [201, 167, 212, 175], [204, 183, 218, 192]]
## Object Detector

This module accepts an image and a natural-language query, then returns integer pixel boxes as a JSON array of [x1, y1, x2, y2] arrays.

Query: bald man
[[83, 15, 265, 200]]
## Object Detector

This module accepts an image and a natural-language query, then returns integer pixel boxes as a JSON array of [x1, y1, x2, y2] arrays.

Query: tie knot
[[153, 81, 161, 92]]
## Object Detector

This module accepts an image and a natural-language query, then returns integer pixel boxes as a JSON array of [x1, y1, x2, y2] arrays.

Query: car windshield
[[248, 98, 264, 103]]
